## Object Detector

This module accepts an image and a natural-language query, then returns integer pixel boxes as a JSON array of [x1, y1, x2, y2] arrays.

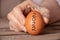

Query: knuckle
[[7, 13, 10, 20]]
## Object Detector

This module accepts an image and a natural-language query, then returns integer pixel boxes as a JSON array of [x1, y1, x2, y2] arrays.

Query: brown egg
[[25, 11, 45, 35]]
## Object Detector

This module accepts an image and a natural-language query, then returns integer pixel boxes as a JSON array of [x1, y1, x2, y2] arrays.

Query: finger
[[9, 13, 26, 32], [7, 1, 30, 20], [7, 11, 12, 21], [9, 21, 21, 32], [9, 21, 27, 32], [9, 13, 23, 30], [12, 8, 25, 25], [14, 1, 32, 17], [9, 21, 16, 31], [37, 7, 50, 24]]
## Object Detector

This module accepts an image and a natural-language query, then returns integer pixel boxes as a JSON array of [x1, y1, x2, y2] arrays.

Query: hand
[[7, 0, 38, 32], [7, 0, 49, 32], [7, 1, 31, 32]]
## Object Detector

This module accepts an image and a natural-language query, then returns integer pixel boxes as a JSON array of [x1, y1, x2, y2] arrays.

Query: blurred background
[[0, 0, 24, 28], [0, 0, 24, 19]]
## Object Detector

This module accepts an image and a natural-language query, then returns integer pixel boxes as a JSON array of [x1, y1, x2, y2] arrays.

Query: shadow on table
[[40, 25, 60, 35]]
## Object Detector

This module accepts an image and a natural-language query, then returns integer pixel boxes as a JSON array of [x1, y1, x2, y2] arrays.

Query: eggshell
[[25, 11, 44, 35]]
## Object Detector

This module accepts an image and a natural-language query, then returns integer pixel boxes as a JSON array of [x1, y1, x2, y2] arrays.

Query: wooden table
[[0, 19, 60, 40], [0, 27, 60, 40]]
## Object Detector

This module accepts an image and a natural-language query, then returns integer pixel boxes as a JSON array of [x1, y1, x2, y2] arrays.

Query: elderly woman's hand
[[7, 0, 49, 32], [7, 1, 30, 32], [7, 1, 36, 32]]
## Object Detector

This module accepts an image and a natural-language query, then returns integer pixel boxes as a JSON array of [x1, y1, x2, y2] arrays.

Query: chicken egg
[[25, 10, 45, 35]]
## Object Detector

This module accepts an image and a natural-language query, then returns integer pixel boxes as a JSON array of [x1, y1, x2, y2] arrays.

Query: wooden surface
[[0, 33, 60, 40], [0, 27, 60, 40], [0, 19, 60, 40], [0, 29, 60, 40]]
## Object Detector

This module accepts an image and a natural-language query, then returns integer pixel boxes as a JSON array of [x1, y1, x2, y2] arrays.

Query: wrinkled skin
[[7, 0, 60, 32], [7, 1, 39, 32]]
